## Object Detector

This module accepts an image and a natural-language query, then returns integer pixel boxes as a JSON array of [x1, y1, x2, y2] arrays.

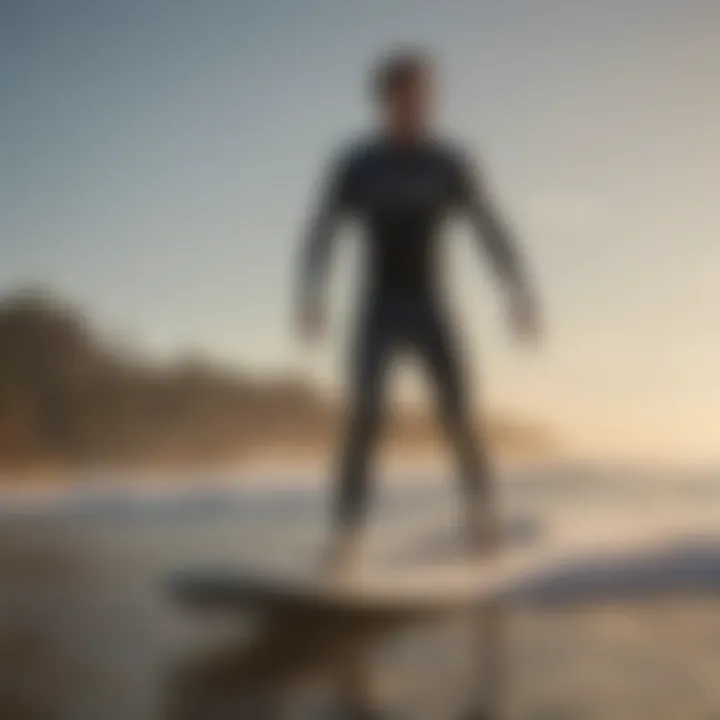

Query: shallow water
[[1, 465, 720, 719]]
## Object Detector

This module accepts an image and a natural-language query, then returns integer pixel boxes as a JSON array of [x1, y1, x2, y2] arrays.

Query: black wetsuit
[[300, 136, 527, 530]]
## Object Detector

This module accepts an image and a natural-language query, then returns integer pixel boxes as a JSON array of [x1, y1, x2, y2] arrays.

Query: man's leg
[[416, 308, 496, 554], [329, 303, 392, 574]]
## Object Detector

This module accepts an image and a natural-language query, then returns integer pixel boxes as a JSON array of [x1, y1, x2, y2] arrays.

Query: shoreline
[[0, 447, 557, 487]]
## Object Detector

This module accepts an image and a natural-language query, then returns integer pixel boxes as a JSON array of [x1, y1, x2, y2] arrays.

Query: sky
[[2, 0, 719, 463]]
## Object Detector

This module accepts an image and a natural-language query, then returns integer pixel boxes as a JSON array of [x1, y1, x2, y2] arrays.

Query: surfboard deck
[[170, 549, 558, 621], [170, 515, 548, 618]]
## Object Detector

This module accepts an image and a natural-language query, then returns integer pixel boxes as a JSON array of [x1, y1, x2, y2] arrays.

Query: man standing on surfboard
[[296, 50, 542, 575]]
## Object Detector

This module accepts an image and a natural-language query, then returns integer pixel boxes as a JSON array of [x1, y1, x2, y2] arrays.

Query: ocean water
[[1, 464, 720, 719]]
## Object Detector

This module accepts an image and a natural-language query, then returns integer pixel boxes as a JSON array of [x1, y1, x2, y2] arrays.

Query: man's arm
[[296, 153, 354, 339], [452, 152, 541, 341]]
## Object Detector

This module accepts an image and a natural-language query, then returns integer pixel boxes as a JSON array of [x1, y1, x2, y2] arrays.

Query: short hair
[[371, 49, 432, 102]]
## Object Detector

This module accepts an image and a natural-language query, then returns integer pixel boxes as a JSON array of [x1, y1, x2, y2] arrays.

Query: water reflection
[[168, 604, 506, 719]]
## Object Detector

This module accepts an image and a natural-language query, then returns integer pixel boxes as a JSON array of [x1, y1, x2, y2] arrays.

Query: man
[[296, 50, 541, 576]]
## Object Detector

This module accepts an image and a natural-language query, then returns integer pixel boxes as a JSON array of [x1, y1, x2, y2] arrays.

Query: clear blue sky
[[2, 0, 719, 462]]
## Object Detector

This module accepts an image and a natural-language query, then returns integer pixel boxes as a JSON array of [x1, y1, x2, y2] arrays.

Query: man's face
[[388, 68, 434, 136]]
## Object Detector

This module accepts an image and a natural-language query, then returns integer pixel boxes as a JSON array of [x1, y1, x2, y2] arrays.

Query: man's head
[[372, 50, 435, 139]]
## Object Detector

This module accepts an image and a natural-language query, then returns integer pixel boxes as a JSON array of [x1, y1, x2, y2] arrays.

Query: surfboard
[[174, 558, 512, 617], [170, 515, 546, 619], [169, 540, 573, 623]]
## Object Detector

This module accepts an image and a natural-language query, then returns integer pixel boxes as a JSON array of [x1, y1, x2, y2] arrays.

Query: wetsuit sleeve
[[451, 152, 528, 292], [298, 151, 357, 311]]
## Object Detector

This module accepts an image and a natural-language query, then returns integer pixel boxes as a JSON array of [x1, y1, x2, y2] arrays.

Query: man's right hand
[[297, 301, 327, 344]]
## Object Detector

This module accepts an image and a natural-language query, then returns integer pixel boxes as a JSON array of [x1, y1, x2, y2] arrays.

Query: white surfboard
[[170, 516, 544, 618], [172, 554, 539, 618]]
